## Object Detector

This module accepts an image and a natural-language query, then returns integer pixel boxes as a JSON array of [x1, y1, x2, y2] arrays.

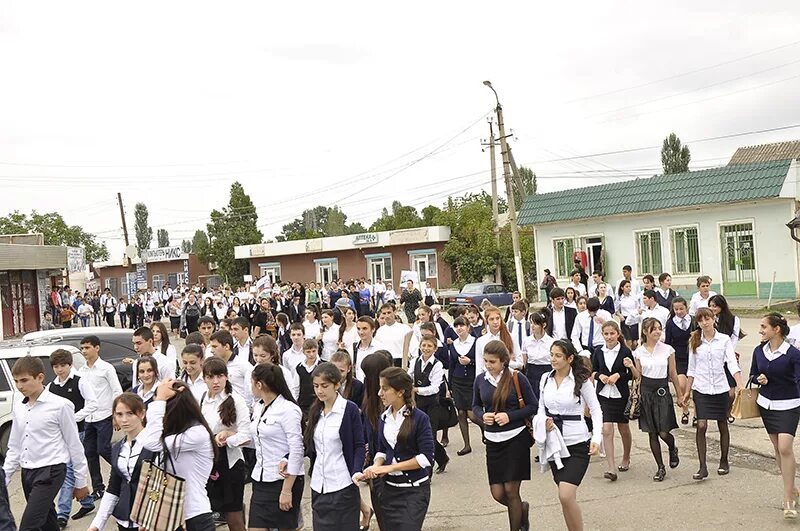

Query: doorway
[[719, 223, 757, 296]]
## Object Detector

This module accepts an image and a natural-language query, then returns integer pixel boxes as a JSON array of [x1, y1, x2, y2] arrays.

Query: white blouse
[[249, 395, 304, 483], [522, 333, 555, 366], [634, 342, 675, 379], [200, 391, 252, 467], [687, 331, 740, 395], [310, 394, 354, 494], [537, 369, 603, 446], [320, 324, 341, 361], [615, 295, 641, 324]]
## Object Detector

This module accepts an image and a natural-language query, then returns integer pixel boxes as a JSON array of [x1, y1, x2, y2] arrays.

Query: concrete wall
[[533, 198, 798, 299]]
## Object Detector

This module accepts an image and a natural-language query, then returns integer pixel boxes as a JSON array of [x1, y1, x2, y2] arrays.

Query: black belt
[[545, 408, 582, 433]]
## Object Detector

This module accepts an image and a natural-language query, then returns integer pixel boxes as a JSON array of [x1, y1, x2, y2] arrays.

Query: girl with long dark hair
[[330, 349, 364, 407], [522, 308, 555, 400], [137, 379, 216, 531], [708, 294, 745, 423], [447, 316, 477, 455], [665, 296, 694, 425], [131, 356, 160, 408], [319, 309, 341, 361], [472, 340, 536, 531], [151, 321, 177, 377], [337, 307, 359, 357], [304, 363, 365, 531], [615, 280, 641, 350]]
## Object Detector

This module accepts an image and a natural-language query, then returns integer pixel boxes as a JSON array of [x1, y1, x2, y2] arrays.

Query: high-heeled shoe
[[693, 468, 709, 481], [653, 466, 666, 482], [784, 501, 797, 519], [360, 508, 374, 531], [669, 446, 680, 468]]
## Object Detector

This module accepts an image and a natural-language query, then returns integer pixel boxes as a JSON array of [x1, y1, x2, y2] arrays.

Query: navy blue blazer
[[590, 343, 635, 400], [308, 399, 365, 479], [347, 379, 364, 410], [107, 439, 156, 523], [750, 343, 800, 401], [447, 340, 476, 380], [376, 407, 435, 484], [472, 370, 537, 434]]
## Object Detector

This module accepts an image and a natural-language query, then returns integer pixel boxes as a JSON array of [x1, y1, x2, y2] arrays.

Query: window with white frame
[[259, 263, 282, 284], [409, 251, 437, 282], [367, 255, 393, 283], [553, 238, 575, 278], [635, 229, 663, 275], [670, 227, 700, 275], [152, 274, 166, 291], [315, 259, 339, 284]]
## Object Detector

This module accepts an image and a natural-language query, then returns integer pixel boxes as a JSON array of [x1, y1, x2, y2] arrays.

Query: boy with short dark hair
[[4, 357, 90, 530], [210, 329, 253, 404], [296, 338, 320, 421], [49, 349, 98, 526], [197, 316, 217, 357]]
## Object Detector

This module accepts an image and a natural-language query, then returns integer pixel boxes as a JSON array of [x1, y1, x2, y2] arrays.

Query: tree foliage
[[277, 205, 366, 241], [206, 182, 262, 281], [134, 203, 152, 251], [181, 239, 192, 252], [512, 165, 537, 209], [156, 229, 170, 248], [0, 210, 109, 262], [191, 230, 210, 262], [661, 133, 691, 174], [369, 201, 426, 232]]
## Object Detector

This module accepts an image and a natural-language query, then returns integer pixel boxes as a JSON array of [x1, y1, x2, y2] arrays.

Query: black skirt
[[207, 451, 246, 513], [248, 477, 305, 529], [638, 377, 678, 433], [311, 483, 360, 531], [550, 440, 591, 486], [675, 355, 689, 376], [693, 391, 729, 421], [451, 376, 475, 410], [486, 429, 532, 484], [598, 395, 629, 424], [526, 364, 551, 401], [377, 482, 431, 531], [759, 405, 800, 435], [620, 321, 639, 341]]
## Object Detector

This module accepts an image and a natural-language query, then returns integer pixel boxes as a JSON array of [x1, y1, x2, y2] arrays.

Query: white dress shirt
[[571, 309, 612, 352], [138, 400, 214, 520], [475, 330, 502, 374], [224, 352, 254, 407], [282, 346, 306, 378], [235, 338, 252, 365], [689, 291, 717, 316], [354, 340, 385, 382], [78, 357, 123, 422], [508, 319, 530, 370], [375, 322, 411, 361], [789, 324, 800, 347], [672, 315, 692, 331], [132, 351, 175, 386], [156, 344, 179, 378], [538, 370, 603, 446], [201, 390, 252, 466], [3, 388, 90, 488], [340, 325, 359, 356], [49, 373, 98, 424], [523, 333, 555, 366], [182, 372, 208, 402], [249, 395, 304, 483], [641, 304, 670, 328], [615, 295, 641, 325], [550, 308, 568, 340], [757, 341, 800, 410], [375, 405, 432, 475], [615, 277, 641, 300], [408, 356, 444, 396], [568, 282, 587, 297], [688, 331, 740, 394], [303, 320, 322, 340], [89, 438, 144, 530], [320, 325, 341, 360], [598, 344, 623, 399], [634, 342, 675, 379], [481, 370, 525, 442], [310, 394, 355, 494]]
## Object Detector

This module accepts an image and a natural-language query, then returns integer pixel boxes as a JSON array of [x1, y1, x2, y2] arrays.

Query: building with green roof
[[518, 154, 800, 299]]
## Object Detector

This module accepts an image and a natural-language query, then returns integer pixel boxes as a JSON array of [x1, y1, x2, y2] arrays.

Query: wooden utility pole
[[483, 122, 502, 283], [117, 192, 130, 247]]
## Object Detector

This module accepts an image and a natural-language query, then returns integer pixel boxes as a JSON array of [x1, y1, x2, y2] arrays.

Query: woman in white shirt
[[475, 306, 515, 375], [181, 344, 208, 402], [564, 287, 578, 310], [248, 363, 305, 531], [708, 294, 745, 423], [522, 309, 555, 400], [318, 310, 341, 361], [304, 307, 323, 340], [131, 357, 160, 408], [615, 280, 641, 350], [628, 318, 684, 482], [151, 321, 178, 378], [537, 339, 602, 531], [304, 363, 364, 531], [337, 307, 359, 356], [684, 308, 742, 480], [137, 379, 216, 530], [201, 357, 252, 531]]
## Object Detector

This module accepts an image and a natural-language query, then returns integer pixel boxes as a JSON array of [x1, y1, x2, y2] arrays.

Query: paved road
[[8, 316, 799, 529]]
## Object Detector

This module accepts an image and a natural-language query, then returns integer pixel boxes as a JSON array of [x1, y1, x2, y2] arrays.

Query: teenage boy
[[281, 323, 307, 381], [198, 316, 217, 357], [231, 316, 254, 364], [588, 270, 605, 298], [568, 270, 587, 297], [503, 291, 522, 323], [689, 275, 717, 317], [210, 330, 253, 404], [507, 300, 531, 369], [640, 289, 670, 329], [49, 349, 98, 526], [127, 327, 175, 383], [571, 297, 612, 354], [5, 357, 90, 530], [547, 288, 577, 341], [77, 335, 122, 502], [374, 303, 412, 368], [296, 338, 321, 422]]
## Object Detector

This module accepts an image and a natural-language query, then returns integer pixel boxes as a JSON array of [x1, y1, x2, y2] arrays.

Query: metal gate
[[719, 223, 757, 296]]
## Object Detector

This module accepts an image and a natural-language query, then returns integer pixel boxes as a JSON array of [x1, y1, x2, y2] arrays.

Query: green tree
[[157, 229, 170, 248], [206, 182, 262, 281], [134, 203, 152, 251], [346, 222, 367, 234], [0, 210, 109, 262], [369, 201, 424, 232], [512, 165, 537, 209], [181, 239, 192, 252], [191, 230, 210, 262], [421, 205, 442, 226], [277, 205, 366, 241], [661, 133, 691, 174]]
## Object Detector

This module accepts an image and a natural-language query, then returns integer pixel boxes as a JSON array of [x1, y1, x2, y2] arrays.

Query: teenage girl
[[305, 363, 365, 531], [330, 349, 364, 407], [337, 307, 359, 357], [522, 309, 555, 401], [596, 283, 615, 315], [627, 318, 683, 481], [466, 304, 485, 338], [447, 316, 477, 456], [304, 306, 322, 340], [576, 296, 588, 313], [414, 305, 444, 343], [685, 308, 742, 480], [248, 363, 305, 531], [181, 343, 208, 401], [151, 321, 178, 376], [472, 340, 536, 531], [615, 280, 641, 350], [664, 297, 693, 425], [590, 321, 634, 479], [132, 357, 160, 407], [318, 310, 341, 361], [564, 287, 578, 310], [201, 357, 251, 531], [655, 273, 677, 309], [708, 294, 744, 423], [361, 367, 434, 531], [475, 306, 515, 375]]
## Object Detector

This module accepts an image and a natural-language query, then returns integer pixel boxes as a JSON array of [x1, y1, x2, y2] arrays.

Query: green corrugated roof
[[518, 158, 793, 226]]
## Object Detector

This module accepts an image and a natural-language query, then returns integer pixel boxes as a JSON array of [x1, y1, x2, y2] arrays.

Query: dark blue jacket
[[665, 317, 694, 360], [308, 399, 365, 479], [472, 370, 537, 434], [376, 407, 435, 484], [750, 343, 800, 401], [590, 343, 634, 400], [347, 379, 364, 410], [447, 340, 476, 380], [108, 439, 156, 524]]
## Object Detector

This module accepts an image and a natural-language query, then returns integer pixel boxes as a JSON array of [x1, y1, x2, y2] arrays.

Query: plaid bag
[[131, 444, 186, 531]]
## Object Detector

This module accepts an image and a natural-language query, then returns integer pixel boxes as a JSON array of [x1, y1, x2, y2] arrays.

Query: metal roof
[[729, 140, 800, 165], [518, 159, 792, 226]]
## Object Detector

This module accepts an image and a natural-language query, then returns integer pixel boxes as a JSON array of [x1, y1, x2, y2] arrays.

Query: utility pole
[[481, 122, 502, 283], [117, 192, 130, 247], [484, 80, 526, 300]]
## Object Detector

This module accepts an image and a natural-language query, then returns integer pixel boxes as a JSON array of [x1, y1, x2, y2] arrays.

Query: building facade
[[236, 226, 452, 288]]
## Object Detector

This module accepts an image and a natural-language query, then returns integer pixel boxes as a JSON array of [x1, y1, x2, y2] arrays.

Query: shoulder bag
[[511, 370, 535, 445], [131, 443, 186, 531]]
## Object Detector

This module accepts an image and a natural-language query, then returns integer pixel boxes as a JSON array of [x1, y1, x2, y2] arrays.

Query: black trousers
[[179, 513, 214, 531], [416, 396, 448, 468], [21, 464, 67, 531], [105, 312, 115, 327], [84, 417, 113, 493]]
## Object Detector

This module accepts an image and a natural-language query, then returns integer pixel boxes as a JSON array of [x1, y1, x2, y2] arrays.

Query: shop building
[[235, 226, 452, 288]]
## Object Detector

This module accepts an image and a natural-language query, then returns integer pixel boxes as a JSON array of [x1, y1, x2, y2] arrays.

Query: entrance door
[[413, 255, 429, 283], [586, 238, 604, 275], [316, 261, 338, 285], [720, 223, 757, 296]]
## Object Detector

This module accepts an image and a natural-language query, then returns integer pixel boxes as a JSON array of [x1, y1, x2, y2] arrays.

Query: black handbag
[[439, 377, 459, 429]]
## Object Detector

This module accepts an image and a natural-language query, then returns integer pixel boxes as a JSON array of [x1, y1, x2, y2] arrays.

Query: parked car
[[23, 327, 135, 391], [445, 283, 515, 307]]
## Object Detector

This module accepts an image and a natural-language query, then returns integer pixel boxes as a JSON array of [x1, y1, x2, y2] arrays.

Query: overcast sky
[[2, 1, 800, 258]]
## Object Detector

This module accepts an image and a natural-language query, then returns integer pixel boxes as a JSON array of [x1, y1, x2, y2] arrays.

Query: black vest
[[413, 357, 439, 410], [297, 363, 317, 411], [50, 376, 86, 431]]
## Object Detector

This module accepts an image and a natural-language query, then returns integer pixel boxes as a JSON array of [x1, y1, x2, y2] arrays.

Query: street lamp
[[787, 211, 800, 243], [483, 80, 500, 107]]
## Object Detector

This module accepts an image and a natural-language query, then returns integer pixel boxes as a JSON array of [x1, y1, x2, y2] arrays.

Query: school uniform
[[523, 333, 555, 400], [3, 388, 90, 531], [223, 350, 254, 409], [470, 320, 485, 339], [591, 343, 635, 424], [88, 439, 156, 531], [508, 319, 531, 370], [448, 336, 477, 411], [248, 395, 305, 530], [571, 309, 612, 353], [131, 382, 159, 408], [750, 341, 800, 435], [201, 390, 251, 513], [688, 291, 717, 317], [297, 359, 321, 418], [373, 406, 435, 531], [641, 304, 670, 329], [409, 356, 448, 470], [598, 295, 615, 315], [688, 331, 740, 420], [308, 395, 365, 531], [131, 352, 175, 387], [182, 372, 208, 403], [717, 315, 742, 388], [634, 342, 678, 433], [655, 288, 677, 309], [472, 369, 537, 484], [665, 315, 694, 375], [354, 340, 386, 381], [474, 330, 503, 375], [547, 306, 577, 342], [341, 378, 364, 408], [615, 294, 641, 341]]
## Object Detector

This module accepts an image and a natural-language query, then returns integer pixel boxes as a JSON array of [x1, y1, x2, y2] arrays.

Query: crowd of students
[[5, 266, 800, 530]]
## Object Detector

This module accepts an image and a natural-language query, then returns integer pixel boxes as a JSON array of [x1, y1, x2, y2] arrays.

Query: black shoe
[[436, 458, 450, 474], [604, 471, 618, 482], [212, 512, 226, 527], [57, 517, 68, 529], [693, 468, 709, 481], [718, 461, 730, 475], [669, 446, 679, 469], [521, 501, 530, 531], [653, 466, 666, 482], [71, 506, 95, 520], [91, 488, 104, 500]]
